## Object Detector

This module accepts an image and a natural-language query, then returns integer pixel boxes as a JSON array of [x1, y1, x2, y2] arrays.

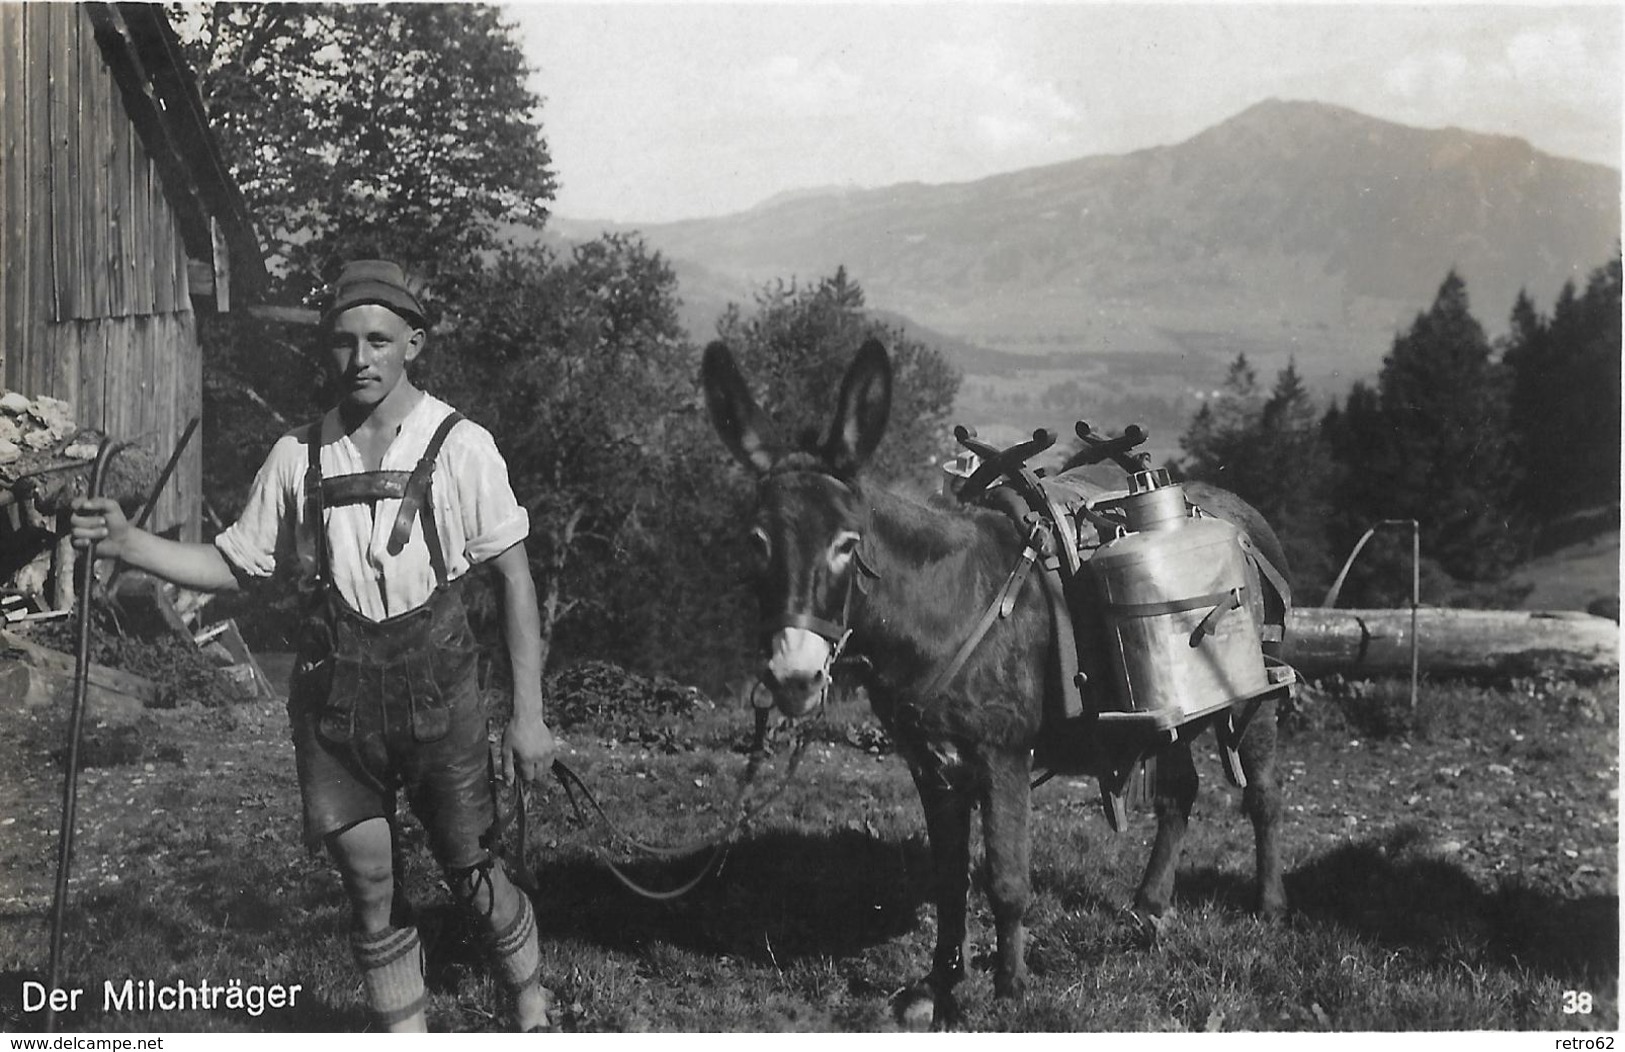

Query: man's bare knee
[[327, 819, 398, 925]]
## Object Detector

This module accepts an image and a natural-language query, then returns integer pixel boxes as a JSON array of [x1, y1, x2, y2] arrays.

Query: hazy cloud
[[1502, 21, 1611, 97], [926, 39, 1080, 153], [741, 53, 864, 114], [1382, 48, 1472, 104]]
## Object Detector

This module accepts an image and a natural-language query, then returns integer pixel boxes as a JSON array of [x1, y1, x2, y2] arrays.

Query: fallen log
[[0, 628, 156, 720], [1283, 607, 1619, 679]]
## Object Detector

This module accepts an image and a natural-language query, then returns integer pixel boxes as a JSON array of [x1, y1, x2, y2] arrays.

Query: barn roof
[[85, 3, 266, 305]]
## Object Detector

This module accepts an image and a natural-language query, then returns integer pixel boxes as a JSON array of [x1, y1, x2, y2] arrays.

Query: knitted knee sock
[[487, 893, 543, 995], [351, 925, 426, 1030]]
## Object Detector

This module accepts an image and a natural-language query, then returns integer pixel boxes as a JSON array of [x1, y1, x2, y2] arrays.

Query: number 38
[[1562, 990, 1594, 1015]]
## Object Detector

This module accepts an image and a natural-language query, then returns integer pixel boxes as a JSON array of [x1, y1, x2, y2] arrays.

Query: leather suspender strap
[[386, 411, 466, 586], [305, 422, 330, 584], [306, 410, 467, 589]]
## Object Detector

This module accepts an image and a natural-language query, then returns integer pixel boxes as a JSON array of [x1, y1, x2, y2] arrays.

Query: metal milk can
[[1089, 469, 1268, 725]]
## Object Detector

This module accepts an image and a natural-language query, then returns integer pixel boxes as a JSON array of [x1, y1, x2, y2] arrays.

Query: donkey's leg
[[895, 773, 974, 1030], [1238, 696, 1286, 915], [1133, 741, 1197, 916], [979, 748, 1032, 998]]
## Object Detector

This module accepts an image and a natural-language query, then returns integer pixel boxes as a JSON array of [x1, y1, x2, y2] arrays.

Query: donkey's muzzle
[[762, 627, 832, 717], [761, 665, 827, 718]]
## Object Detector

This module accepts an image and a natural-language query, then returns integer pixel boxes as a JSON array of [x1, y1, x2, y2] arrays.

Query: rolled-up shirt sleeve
[[447, 421, 530, 565], [214, 431, 305, 579]]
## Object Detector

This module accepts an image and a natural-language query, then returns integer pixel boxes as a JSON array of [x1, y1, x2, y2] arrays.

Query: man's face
[[327, 304, 424, 408]]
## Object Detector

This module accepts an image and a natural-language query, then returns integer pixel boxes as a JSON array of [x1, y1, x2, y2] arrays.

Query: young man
[[71, 260, 559, 1032]]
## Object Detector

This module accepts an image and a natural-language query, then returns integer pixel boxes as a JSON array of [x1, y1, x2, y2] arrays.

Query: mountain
[[552, 99, 1620, 391]]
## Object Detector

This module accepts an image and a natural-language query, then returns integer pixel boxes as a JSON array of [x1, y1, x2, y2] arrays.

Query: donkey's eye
[[828, 530, 861, 569]]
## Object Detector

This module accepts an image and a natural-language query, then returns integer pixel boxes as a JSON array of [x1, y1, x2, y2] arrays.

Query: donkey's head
[[702, 338, 892, 717]]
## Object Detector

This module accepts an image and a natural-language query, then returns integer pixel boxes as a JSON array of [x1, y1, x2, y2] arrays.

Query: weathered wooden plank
[[139, 314, 161, 439], [25, 3, 52, 397], [130, 126, 153, 312], [106, 59, 132, 317], [74, 0, 99, 323], [64, 6, 87, 323], [83, 11, 108, 322], [152, 187, 177, 314], [1284, 607, 1619, 679], [106, 318, 133, 441], [46, 2, 73, 323], [0, 5, 27, 384], [87, 317, 111, 431], [178, 311, 201, 538], [50, 309, 78, 413]]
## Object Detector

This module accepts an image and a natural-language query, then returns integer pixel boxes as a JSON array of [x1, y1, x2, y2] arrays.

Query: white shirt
[[215, 394, 530, 621]]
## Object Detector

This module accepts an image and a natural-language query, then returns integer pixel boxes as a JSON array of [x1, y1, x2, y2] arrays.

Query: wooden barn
[[0, 2, 264, 544]]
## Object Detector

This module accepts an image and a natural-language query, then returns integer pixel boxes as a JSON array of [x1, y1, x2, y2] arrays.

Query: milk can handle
[[1189, 588, 1244, 646]]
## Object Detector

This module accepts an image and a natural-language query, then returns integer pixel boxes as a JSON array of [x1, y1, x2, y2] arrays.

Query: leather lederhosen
[[288, 410, 480, 787]]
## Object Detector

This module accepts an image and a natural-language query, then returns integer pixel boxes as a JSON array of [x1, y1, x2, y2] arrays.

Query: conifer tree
[[1334, 271, 1517, 583], [1178, 355, 1335, 595], [1502, 250, 1621, 533]]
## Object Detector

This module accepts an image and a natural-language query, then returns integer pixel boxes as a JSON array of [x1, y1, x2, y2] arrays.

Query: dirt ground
[[0, 657, 1617, 1031]]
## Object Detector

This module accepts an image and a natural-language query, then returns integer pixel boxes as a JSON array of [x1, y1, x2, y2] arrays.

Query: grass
[[0, 674, 1615, 1033]]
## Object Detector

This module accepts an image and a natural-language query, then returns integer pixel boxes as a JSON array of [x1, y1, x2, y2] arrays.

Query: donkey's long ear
[[702, 341, 776, 474], [823, 338, 892, 476]]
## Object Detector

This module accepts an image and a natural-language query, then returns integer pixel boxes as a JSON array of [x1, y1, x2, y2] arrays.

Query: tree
[[1502, 249, 1622, 532], [1178, 354, 1265, 493], [169, 2, 554, 302], [1330, 271, 1518, 586], [1178, 355, 1337, 597], [713, 267, 962, 491], [1501, 288, 1553, 526], [167, 2, 560, 533], [426, 235, 700, 679], [1254, 363, 1337, 593]]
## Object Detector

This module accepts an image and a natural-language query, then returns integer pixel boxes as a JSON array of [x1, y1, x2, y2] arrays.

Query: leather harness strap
[[971, 485, 1088, 722], [916, 513, 1043, 702], [1236, 533, 1292, 644]]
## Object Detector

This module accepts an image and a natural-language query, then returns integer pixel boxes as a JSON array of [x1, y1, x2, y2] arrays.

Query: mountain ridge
[[549, 99, 1620, 388]]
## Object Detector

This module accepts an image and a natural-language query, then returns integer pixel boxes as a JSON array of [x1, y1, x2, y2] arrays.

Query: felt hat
[[326, 260, 426, 324]]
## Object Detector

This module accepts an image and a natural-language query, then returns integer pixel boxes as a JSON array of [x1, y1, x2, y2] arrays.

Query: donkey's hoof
[[892, 982, 959, 1031], [1131, 891, 1174, 918], [893, 984, 934, 1031], [1121, 905, 1170, 945]]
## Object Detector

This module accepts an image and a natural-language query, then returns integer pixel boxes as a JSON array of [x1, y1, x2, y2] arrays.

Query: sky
[[507, 3, 1623, 224]]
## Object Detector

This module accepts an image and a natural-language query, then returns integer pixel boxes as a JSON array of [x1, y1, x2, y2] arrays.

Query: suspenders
[[303, 410, 467, 590]]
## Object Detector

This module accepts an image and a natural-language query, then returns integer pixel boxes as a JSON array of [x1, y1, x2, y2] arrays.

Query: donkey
[[701, 337, 1289, 1028]]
